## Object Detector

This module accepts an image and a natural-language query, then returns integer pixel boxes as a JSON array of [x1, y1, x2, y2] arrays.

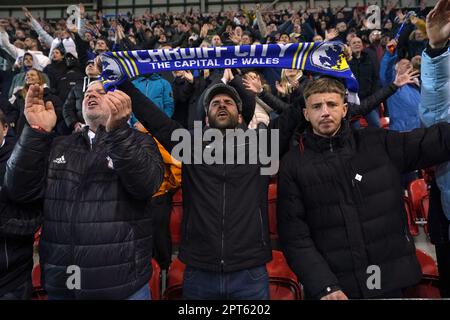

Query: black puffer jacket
[[0, 137, 42, 297], [4, 125, 164, 299], [119, 80, 302, 273], [278, 121, 450, 299]]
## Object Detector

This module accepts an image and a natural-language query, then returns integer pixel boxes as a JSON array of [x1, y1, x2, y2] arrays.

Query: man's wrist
[[30, 124, 51, 134]]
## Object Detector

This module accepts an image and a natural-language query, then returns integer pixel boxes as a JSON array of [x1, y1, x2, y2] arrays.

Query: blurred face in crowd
[[85, 62, 101, 78], [211, 35, 222, 46], [235, 27, 243, 37], [279, 33, 290, 44], [320, 21, 327, 30], [85, 32, 93, 42], [350, 37, 363, 55], [60, 30, 70, 39], [285, 69, 301, 80], [159, 34, 167, 43], [82, 81, 110, 127], [52, 49, 64, 62], [241, 34, 252, 45], [14, 40, 25, 49], [384, 20, 393, 30], [95, 39, 108, 52], [25, 69, 41, 86], [396, 59, 413, 75], [0, 119, 8, 146], [206, 93, 242, 130], [15, 29, 25, 40], [304, 91, 348, 138], [293, 24, 302, 34], [369, 30, 382, 44], [336, 22, 347, 33], [23, 54, 33, 68], [414, 30, 426, 41], [24, 37, 37, 50], [346, 32, 356, 44], [313, 35, 323, 42]]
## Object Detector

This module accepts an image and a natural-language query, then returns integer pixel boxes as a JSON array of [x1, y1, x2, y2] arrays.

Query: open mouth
[[217, 110, 229, 119], [87, 100, 99, 108]]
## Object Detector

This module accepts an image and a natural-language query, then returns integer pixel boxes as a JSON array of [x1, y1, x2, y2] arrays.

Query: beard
[[207, 112, 239, 130]]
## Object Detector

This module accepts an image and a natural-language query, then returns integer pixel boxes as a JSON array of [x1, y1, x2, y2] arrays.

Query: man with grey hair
[[4, 80, 164, 300]]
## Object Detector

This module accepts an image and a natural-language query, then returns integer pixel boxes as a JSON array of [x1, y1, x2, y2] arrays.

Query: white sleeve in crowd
[[0, 31, 24, 60], [30, 17, 54, 48]]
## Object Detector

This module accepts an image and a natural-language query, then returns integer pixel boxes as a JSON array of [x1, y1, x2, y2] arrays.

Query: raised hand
[[243, 76, 263, 94], [426, 0, 450, 48], [393, 67, 420, 87], [325, 29, 339, 41], [182, 70, 194, 84], [275, 81, 287, 95], [104, 90, 132, 132], [24, 84, 57, 133], [222, 68, 234, 83], [22, 7, 33, 20]]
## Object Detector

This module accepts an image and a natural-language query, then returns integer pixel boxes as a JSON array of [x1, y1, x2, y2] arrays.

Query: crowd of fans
[[0, 0, 449, 300], [0, 1, 433, 134]]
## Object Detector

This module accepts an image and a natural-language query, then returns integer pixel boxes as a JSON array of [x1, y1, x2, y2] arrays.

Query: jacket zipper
[[4, 238, 8, 270], [258, 209, 267, 246], [221, 168, 226, 271], [329, 139, 334, 152]]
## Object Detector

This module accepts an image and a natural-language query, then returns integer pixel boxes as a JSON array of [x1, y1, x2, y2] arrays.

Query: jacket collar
[[299, 120, 354, 153]]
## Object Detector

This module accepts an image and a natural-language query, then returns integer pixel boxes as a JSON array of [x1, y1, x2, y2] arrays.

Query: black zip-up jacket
[[119, 79, 302, 272], [4, 125, 164, 299], [0, 137, 41, 297], [278, 121, 450, 299]]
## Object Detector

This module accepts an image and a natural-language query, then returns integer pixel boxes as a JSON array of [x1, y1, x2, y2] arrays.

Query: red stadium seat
[[408, 179, 429, 229], [149, 259, 161, 300], [163, 251, 302, 300], [31, 263, 47, 300], [404, 195, 419, 236], [170, 188, 183, 246], [266, 250, 302, 300], [163, 257, 185, 300], [268, 182, 278, 240], [404, 249, 440, 298]]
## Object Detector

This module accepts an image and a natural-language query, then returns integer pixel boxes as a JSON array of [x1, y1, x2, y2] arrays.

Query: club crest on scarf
[[310, 42, 349, 73]]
